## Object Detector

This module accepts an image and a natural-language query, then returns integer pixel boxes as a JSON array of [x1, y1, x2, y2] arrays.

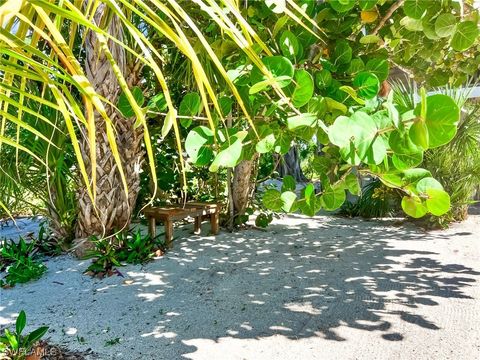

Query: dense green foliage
[[2, 0, 480, 236], [0, 238, 47, 288], [0, 92, 77, 240], [423, 103, 480, 224], [153, 0, 479, 220], [84, 230, 165, 274]]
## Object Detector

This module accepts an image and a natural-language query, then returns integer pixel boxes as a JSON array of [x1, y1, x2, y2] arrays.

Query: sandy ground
[[1, 214, 479, 360]]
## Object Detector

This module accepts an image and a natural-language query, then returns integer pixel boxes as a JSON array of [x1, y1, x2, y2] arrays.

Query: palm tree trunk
[[74, 4, 143, 254]]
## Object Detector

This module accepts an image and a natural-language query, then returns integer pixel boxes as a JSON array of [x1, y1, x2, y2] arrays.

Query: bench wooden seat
[[143, 202, 220, 248]]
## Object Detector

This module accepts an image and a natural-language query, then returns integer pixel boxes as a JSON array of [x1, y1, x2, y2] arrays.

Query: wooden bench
[[143, 202, 220, 248]]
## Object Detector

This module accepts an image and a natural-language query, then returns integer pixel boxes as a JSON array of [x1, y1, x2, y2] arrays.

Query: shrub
[[422, 104, 480, 226]]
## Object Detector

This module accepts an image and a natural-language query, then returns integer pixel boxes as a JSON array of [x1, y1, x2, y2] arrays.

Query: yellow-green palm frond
[[0, 0, 319, 206]]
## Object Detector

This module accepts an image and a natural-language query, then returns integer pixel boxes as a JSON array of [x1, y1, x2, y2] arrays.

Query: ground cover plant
[[0, 238, 47, 288], [83, 230, 165, 276]]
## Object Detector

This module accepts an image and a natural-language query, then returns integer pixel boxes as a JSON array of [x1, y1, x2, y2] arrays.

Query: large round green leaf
[[281, 191, 297, 212], [414, 94, 460, 148], [389, 130, 423, 155], [400, 16, 423, 31], [416, 177, 443, 193], [329, 111, 382, 164], [286, 113, 317, 131], [402, 195, 428, 218], [185, 126, 214, 166], [179, 92, 201, 116], [329, 0, 356, 13], [451, 21, 479, 51], [392, 152, 423, 170], [347, 58, 365, 75], [274, 132, 292, 154], [321, 184, 346, 211], [434, 13, 456, 38], [147, 93, 167, 112], [365, 58, 389, 82], [298, 183, 322, 216], [401, 168, 432, 188], [256, 133, 276, 153], [403, 0, 427, 19], [282, 175, 296, 192], [426, 189, 450, 216], [118, 86, 144, 118], [333, 40, 352, 65], [409, 121, 429, 149], [209, 137, 243, 172], [315, 69, 332, 89], [423, 19, 440, 40], [353, 72, 380, 99], [279, 30, 300, 60], [286, 69, 314, 107], [251, 56, 294, 88], [263, 189, 283, 211], [344, 173, 360, 196], [219, 96, 234, 117]]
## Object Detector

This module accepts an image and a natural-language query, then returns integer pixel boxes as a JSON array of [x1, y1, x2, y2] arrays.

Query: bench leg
[[165, 219, 174, 248], [148, 217, 156, 239], [194, 216, 201, 235], [210, 211, 219, 235]]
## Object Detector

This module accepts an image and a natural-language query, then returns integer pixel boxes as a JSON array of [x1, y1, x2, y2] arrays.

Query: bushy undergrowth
[[0, 238, 47, 288], [340, 179, 401, 219], [84, 230, 165, 276]]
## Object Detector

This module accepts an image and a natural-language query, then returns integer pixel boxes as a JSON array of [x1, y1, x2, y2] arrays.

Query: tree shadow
[[1, 215, 478, 359], [116, 215, 479, 357]]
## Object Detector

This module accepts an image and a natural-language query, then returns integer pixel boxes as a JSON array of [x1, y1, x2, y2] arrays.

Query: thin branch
[[372, 0, 405, 36]]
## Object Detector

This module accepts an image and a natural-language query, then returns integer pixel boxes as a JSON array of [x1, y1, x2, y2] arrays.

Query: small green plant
[[116, 230, 163, 265], [104, 337, 121, 347], [0, 239, 47, 288], [254, 212, 274, 228], [0, 310, 49, 360], [83, 237, 122, 275], [34, 224, 64, 256], [84, 230, 165, 275]]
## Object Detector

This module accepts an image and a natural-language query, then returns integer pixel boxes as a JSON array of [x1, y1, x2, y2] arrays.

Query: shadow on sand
[[1, 215, 478, 358], [114, 215, 479, 357]]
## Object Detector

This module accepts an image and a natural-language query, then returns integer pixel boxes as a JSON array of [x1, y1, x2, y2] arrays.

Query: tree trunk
[[74, 5, 143, 255], [232, 159, 255, 217], [277, 146, 307, 182]]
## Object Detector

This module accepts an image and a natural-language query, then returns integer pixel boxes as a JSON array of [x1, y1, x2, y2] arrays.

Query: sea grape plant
[[179, 0, 478, 218], [117, 1, 478, 218]]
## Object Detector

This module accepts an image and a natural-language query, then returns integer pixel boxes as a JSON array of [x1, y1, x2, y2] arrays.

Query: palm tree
[[75, 4, 143, 245], [0, 1, 312, 250]]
